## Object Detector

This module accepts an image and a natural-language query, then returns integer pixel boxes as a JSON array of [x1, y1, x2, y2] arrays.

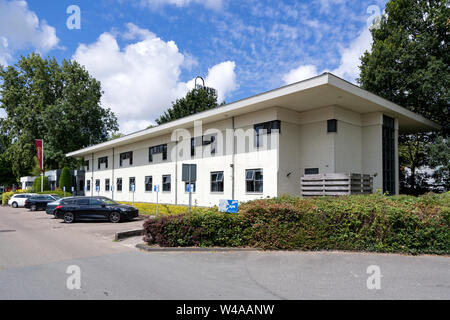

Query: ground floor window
[[79, 180, 84, 191], [117, 178, 122, 192], [105, 179, 110, 191], [163, 175, 171, 192], [129, 177, 136, 192], [185, 182, 196, 193], [145, 176, 153, 192], [211, 171, 224, 192], [246, 169, 263, 193], [95, 179, 100, 192], [87, 180, 91, 191]]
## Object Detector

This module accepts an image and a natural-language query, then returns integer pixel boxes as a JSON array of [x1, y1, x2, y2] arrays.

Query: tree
[[359, 0, 449, 193], [427, 136, 449, 190], [59, 167, 72, 192], [0, 121, 17, 187], [156, 87, 224, 125], [32, 176, 50, 192], [0, 53, 119, 180]]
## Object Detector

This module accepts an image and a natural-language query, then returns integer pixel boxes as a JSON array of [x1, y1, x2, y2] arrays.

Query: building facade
[[67, 73, 439, 207]]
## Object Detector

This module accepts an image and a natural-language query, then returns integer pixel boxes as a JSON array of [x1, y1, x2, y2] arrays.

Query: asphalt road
[[0, 206, 449, 300]]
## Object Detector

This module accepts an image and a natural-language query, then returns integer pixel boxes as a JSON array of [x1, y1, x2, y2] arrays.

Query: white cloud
[[140, 0, 223, 10], [332, 28, 372, 82], [73, 23, 237, 134], [282, 27, 373, 85], [282, 65, 319, 85], [0, 0, 59, 65]]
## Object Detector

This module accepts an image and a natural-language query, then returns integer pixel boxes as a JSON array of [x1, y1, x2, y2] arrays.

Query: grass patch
[[119, 202, 208, 216]]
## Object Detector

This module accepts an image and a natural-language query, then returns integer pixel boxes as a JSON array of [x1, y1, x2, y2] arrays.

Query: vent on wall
[[305, 168, 319, 175], [327, 119, 337, 133]]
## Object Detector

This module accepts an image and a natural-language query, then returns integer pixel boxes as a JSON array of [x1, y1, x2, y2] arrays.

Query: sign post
[[35, 139, 44, 193], [96, 185, 100, 196], [63, 186, 66, 197], [182, 164, 197, 213], [154, 185, 160, 216], [131, 184, 135, 206]]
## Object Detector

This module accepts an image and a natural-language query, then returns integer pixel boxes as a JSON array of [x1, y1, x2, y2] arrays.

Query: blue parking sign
[[219, 200, 239, 213]]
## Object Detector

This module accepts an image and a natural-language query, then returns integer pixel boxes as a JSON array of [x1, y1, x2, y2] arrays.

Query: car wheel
[[12, 202, 18, 208], [109, 211, 121, 223], [30, 205, 37, 212], [63, 212, 75, 224]]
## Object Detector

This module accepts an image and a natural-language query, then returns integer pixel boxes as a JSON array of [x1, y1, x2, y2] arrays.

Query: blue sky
[[0, 0, 387, 133]]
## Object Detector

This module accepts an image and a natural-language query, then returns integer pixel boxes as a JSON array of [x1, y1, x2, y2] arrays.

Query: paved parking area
[[0, 205, 143, 270], [0, 205, 449, 300]]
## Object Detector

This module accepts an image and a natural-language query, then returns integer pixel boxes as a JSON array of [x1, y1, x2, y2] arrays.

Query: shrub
[[32, 176, 51, 192], [59, 167, 72, 192], [142, 193, 450, 255], [1, 190, 27, 206]]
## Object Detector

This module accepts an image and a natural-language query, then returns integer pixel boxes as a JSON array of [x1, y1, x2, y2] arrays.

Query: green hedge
[[1, 190, 72, 205], [143, 193, 450, 255]]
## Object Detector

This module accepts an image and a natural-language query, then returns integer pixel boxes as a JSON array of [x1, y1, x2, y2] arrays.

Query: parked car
[[8, 194, 35, 208], [55, 197, 139, 224], [25, 194, 62, 211], [46, 198, 64, 217]]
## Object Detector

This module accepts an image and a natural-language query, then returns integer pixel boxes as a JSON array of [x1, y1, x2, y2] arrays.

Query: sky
[[0, 0, 388, 134]]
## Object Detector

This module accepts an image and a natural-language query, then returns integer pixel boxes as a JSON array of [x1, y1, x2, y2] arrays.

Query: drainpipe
[[112, 148, 115, 200], [231, 116, 235, 200], [91, 153, 94, 197], [175, 137, 178, 205]]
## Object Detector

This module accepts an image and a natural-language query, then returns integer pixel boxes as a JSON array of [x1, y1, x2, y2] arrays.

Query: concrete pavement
[[0, 206, 449, 300]]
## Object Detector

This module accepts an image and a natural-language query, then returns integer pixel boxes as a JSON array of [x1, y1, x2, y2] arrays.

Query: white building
[[66, 73, 439, 206]]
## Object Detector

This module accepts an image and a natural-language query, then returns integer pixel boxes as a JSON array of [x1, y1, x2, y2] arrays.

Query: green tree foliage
[[0, 122, 16, 187], [359, 0, 449, 193], [427, 136, 449, 190], [59, 167, 72, 192], [32, 176, 50, 192], [0, 53, 119, 180], [155, 87, 223, 125]]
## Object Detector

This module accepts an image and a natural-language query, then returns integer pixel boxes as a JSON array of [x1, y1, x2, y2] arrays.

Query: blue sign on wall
[[219, 200, 239, 213]]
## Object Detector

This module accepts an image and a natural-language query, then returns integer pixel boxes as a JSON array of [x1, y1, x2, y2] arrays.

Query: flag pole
[[41, 140, 44, 193]]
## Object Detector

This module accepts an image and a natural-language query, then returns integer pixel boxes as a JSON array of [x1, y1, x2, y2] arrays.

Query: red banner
[[35, 139, 44, 173]]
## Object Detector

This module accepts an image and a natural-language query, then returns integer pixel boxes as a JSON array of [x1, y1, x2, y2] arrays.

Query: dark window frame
[[87, 180, 91, 191], [145, 176, 153, 192], [382, 115, 396, 195], [327, 119, 337, 133], [116, 178, 123, 192], [246, 169, 263, 193], [211, 171, 224, 193], [98, 157, 108, 169], [162, 175, 171, 192], [120, 151, 133, 167], [254, 120, 281, 148], [149, 144, 168, 162], [105, 179, 110, 192]]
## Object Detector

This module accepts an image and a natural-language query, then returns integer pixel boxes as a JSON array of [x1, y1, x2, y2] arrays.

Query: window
[[246, 169, 263, 193], [185, 182, 196, 193], [211, 171, 224, 192], [87, 180, 91, 191], [90, 198, 103, 206], [145, 176, 153, 192], [120, 151, 133, 167], [105, 179, 110, 192], [149, 144, 168, 162], [162, 175, 171, 192], [95, 179, 100, 191], [117, 178, 122, 192], [327, 119, 337, 133], [98, 157, 108, 169], [76, 198, 89, 205], [84, 160, 89, 171], [79, 180, 84, 191], [129, 177, 136, 192], [191, 135, 217, 156], [383, 115, 395, 195], [254, 120, 281, 148], [305, 168, 319, 175]]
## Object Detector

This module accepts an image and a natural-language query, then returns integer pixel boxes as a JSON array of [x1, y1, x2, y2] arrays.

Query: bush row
[[1, 190, 72, 205], [143, 193, 450, 255]]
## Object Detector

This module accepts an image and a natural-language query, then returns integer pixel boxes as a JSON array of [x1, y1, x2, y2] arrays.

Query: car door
[[75, 198, 91, 219], [89, 198, 109, 220]]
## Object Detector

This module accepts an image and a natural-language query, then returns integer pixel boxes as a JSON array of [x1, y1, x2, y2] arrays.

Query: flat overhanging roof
[[67, 73, 440, 158]]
